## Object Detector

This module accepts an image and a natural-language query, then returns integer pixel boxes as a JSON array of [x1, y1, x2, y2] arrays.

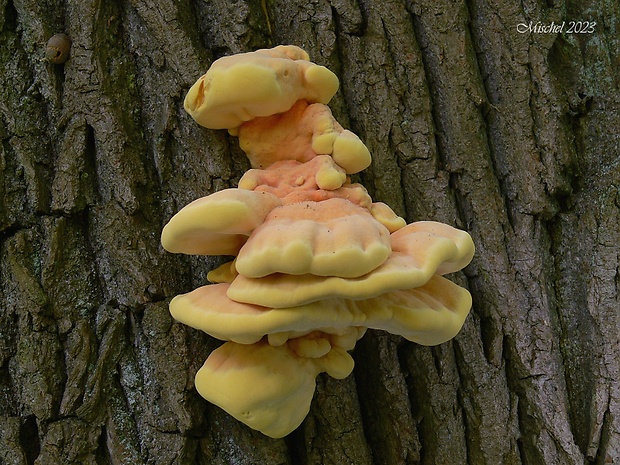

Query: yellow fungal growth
[[237, 100, 371, 173], [162, 45, 475, 438], [170, 277, 471, 348], [226, 221, 475, 308], [161, 189, 281, 255], [184, 45, 339, 129], [194, 341, 322, 438], [235, 199, 392, 278]]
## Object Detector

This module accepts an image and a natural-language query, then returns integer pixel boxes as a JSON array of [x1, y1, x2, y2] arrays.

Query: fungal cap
[[195, 341, 319, 438], [194, 337, 356, 438], [237, 101, 371, 173], [329, 129, 372, 174], [169, 282, 366, 344], [359, 275, 473, 345], [206, 260, 238, 283], [227, 221, 475, 307], [184, 45, 339, 129], [369, 202, 407, 232], [238, 156, 356, 199], [170, 276, 471, 346], [161, 189, 281, 255], [235, 198, 392, 278]]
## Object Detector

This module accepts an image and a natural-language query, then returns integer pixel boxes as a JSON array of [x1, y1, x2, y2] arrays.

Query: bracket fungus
[[184, 45, 339, 130], [163, 45, 475, 438]]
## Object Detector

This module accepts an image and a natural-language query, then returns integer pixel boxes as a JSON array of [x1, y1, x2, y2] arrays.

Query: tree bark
[[1, 0, 618, 464]]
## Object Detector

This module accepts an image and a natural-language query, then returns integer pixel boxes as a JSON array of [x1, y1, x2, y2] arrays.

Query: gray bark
[[0, 0, 618, 464]]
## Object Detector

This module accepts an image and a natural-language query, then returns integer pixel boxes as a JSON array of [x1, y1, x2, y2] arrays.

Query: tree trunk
[[1, 0, 618, 463]]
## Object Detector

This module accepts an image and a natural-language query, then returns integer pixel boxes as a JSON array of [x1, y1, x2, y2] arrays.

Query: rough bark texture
[[1, 0, 618, 464]]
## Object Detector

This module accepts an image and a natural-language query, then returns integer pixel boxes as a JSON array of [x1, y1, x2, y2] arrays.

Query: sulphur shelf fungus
[[162, 45, 475, 438]]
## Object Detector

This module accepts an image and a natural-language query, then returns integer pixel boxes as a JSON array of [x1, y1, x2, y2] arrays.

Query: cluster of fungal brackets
[[161, 45, 475, 438]]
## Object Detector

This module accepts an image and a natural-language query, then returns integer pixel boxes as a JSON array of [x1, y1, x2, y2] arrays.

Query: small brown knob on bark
[[46, 33, 71, 64]]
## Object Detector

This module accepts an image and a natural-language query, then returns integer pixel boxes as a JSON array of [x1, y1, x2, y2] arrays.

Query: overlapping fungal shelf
[[161, 45, 475, 438]]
